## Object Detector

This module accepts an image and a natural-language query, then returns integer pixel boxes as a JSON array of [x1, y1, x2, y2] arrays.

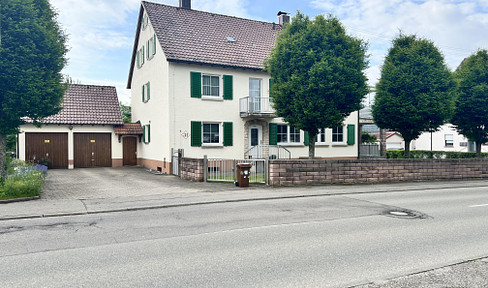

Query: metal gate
[[171, 148, 182, 176], [205, 158, 267, 184]]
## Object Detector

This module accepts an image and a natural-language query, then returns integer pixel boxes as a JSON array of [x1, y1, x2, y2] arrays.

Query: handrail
[[239, 96, 275, 115], [245, 145, 291, 159]]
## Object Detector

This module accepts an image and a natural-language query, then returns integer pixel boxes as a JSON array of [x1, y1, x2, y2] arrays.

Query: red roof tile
[[36, 84, 123, 125], [114, 123, 143, 135], [128, 2, 282, 87]]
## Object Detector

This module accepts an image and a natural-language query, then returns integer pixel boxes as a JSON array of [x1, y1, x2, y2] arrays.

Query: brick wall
[[269, 158, 488, 186], [180, 157, 205, 182]]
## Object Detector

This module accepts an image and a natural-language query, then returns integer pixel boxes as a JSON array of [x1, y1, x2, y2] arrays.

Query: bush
[[0, 160, 47, 200], [386, 150, 488, 159]]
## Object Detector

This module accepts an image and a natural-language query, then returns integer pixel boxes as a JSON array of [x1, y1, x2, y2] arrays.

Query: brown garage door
[[74, 133, 112, 168], [25, 133, 68, 169]]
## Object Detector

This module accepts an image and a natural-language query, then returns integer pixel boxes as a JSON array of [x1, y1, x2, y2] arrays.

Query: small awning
[[114, 123, 143, 135]]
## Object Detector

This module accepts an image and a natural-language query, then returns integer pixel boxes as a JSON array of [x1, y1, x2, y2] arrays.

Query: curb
[[0, 196, 40, 204]]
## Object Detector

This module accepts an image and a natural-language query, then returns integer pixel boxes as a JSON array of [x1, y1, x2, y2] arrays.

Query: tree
[[0, 0, 68, 182], [361, 132, 377, 144], [265, 12, 369, 159], [120, 102, 132, 123], [372, 34, 454, 157], [451, 50, 488, 157]]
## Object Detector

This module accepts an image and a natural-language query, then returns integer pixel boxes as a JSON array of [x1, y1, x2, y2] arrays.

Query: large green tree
[[372, 34, 454, 157], [0, 0, 68, 181], [265, 12, 369, 159], [451, 50, 488, 156]]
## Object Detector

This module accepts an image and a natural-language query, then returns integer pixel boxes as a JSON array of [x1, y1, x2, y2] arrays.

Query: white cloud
[[311, 0, 488, 86]]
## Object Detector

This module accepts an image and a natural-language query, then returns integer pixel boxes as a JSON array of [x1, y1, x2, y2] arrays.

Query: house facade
[[128, 1, 359, 174], [18, 84, 142, 168]]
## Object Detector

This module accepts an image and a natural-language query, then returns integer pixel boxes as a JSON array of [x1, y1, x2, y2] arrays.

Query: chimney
[[277, 11, 290, 26], [179, 0, 191, 9]]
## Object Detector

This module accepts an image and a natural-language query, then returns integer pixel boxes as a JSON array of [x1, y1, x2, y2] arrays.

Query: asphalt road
[[1, 184, 488, 287]]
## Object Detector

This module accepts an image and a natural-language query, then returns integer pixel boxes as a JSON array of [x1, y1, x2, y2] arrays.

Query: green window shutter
[[147, 82, 150, 101], [269, 123, 277, 145], [146, 40, 150, 59], [223, 122, 233, 146], [347, 124, 355, 145], [304, 131, 309, 146], [190, 72, 201, 98], [142, 84, 145, 102], [152, 34, 157, 55], [269, 78, 273, 90], [191, 121, 202, 147], [223, 75, 233, 100], [147, 124, 151, 143]]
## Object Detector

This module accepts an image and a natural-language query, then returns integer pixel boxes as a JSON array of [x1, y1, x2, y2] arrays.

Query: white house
[[380, 124, 488, 152], [18, 84, 141, 169], [128, 0, 359, 174]]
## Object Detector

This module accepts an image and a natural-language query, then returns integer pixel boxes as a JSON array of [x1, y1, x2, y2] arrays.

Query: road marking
[[469, 204, 488, 208]]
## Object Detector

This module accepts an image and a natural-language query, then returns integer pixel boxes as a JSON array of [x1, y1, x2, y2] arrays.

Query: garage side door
[[74, 133, 112, 168], [25, 133, 68, 169]]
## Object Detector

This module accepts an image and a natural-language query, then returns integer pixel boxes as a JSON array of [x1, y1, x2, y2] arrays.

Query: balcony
[[239, 97, 276, 118]]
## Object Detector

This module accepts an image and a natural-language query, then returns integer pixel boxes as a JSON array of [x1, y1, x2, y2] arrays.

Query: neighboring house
[[378, 124, 487, 152], [128, 0, 359, 174], [18, 84, 142, 169]]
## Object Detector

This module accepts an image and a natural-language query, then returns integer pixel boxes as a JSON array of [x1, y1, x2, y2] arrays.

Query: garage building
[[18, 84, 142, 169]]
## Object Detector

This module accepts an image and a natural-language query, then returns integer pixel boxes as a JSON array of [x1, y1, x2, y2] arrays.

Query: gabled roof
[[33, 84, 123, 125], [128, 1, 282, 88]]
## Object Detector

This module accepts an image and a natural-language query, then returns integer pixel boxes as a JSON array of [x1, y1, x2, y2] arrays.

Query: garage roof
[[37, 84, 124, 125]]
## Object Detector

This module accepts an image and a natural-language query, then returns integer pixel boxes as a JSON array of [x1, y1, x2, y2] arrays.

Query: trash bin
[[236, 163, 252, 187]]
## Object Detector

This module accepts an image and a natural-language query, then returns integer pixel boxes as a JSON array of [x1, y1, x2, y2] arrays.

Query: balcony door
[[249, 78, 262, 113], [248, 125, 262, 159]]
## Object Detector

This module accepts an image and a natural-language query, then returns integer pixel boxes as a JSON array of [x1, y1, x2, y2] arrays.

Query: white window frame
[[202, 122, 222, 147], [202, 74, 221, 99], [142, 82, 150, 103], [332, 126, 345, 144], [142, 13, 149, 30], [277, 124, 301, 145], [445, 134, 454, 147], [143, 124, 151, 143], [316, 128, 327, 145]]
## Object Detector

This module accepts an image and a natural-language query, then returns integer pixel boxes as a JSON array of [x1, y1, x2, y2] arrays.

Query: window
[[191, 121, 233, 147], [202, 75, 220, 97], [316, 128, 326, 144], [445, 134, 454, 147], [277, 124, 300, 144], [142, 124, 151, 143], [249, 78, 262, 112], [191, 72, 233, 100], [277, 124, 287, 143], [142, 14, 149, 30], [142, 82, 150, 102], [203, 123, 220, 144], [332, 126, 344, 143], [137, 47, 145, 68]]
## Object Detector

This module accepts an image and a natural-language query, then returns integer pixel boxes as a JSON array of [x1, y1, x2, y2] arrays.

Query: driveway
[[42, 166, 246, 200]]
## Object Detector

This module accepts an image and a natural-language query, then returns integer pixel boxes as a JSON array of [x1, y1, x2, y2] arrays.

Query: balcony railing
[[239, 97, 276, 118]]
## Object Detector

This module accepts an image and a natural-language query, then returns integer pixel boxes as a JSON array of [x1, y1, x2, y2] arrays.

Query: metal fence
[[359, 144, 380, 158], [205, 158, 267, 184]]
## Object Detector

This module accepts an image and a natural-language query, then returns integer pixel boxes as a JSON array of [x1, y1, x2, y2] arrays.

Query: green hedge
[[386, 150, 488, 159]]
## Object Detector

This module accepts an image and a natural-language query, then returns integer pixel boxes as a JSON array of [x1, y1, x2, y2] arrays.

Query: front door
[[123, 137, 137, 165], [248, 125, 262, 159]]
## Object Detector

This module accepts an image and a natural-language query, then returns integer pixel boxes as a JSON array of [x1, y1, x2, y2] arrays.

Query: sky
[[49, 0, 488, 105]]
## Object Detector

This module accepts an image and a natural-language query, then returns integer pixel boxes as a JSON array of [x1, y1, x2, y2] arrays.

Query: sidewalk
[[2, 168, 488, 221]]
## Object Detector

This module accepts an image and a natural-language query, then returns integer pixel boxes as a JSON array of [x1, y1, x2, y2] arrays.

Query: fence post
[[234, 159, 237, 184], [203, 155, 208, 182], [170, 148, 174, 175], [265, 159, 269, 186]]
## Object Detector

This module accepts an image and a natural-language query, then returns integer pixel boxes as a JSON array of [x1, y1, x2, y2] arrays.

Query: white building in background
[[127, 1, 359, 174], [386, 124, 488, 153]]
